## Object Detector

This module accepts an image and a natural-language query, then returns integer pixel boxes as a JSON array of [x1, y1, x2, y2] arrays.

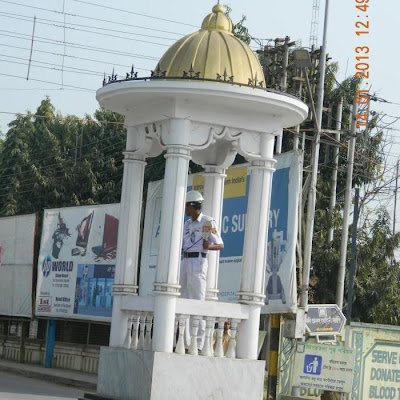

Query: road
[[0, 370, 84, 400]]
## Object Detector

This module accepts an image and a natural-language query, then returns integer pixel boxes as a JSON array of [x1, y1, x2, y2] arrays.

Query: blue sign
[[73, 264, 114, 317], [220, 195, 249, 258], [304, 354, 322, 375]]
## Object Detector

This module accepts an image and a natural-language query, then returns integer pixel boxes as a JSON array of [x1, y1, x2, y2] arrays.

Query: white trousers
[[180, 256, 208, 349]]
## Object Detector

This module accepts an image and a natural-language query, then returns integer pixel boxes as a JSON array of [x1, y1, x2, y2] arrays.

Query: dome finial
[[201, 4, 232, 33]]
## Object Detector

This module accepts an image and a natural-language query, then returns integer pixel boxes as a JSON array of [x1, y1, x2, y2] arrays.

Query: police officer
[[180, 190, 224, 349]]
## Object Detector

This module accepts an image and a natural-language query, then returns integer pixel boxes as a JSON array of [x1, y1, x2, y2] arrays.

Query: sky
[[0, 0, 399, 222]]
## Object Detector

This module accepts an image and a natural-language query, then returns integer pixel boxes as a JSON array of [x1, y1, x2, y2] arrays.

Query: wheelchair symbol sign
[[304, 354, 322, 375]]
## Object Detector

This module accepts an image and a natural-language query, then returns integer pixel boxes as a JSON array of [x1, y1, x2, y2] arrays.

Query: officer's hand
[[203, 239, 210, 250]]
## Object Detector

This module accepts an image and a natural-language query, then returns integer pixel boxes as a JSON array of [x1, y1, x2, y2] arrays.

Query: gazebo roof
[[156, 4, 265, 88]]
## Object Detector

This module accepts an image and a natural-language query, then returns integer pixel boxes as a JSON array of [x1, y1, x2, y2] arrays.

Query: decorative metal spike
[[182, 63, 200, 79], [223, 68, 228, 81], [129, 65, 138, 79], [102, 73, 106, 86], [151, 64, 166, 78]]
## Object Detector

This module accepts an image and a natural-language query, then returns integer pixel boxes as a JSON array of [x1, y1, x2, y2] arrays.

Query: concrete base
[[97, 347, 266, 400]]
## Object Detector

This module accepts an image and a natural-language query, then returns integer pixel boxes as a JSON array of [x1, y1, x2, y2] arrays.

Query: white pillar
[[152, 118, 192, 353], [237, 135, 275, 359], [110, 151, 146, 347], [202, 166, 226, 301], [236, 304, 261, 359]]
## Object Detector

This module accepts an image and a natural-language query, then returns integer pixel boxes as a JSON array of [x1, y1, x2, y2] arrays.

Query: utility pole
[[281, 36, 290, 92], [275, 37, 291, 155], [346, 187, 360, 324], [290, 0, 330, 390], [300, 0, 330, 309], [328, 98, 343, 243], [336, 100, 358, 309], [393, 160, 399, 235]]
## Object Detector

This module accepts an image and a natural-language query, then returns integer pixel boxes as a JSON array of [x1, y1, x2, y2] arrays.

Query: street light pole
[[300, 0, 330, 310], [291, 2, 330, 397]]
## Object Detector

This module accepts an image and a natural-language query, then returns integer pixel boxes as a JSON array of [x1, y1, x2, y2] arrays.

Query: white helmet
[[185, 190, 204, 203]]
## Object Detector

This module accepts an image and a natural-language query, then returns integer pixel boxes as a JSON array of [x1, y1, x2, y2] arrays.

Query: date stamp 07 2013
[[354, 0, 371, 128]]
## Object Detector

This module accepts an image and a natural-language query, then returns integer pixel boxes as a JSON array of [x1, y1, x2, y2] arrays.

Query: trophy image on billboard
[[51, 213, 71, 259], [71, 211, 94, 256], [265, 229, 286, 304], [92, 214, 119, 260]]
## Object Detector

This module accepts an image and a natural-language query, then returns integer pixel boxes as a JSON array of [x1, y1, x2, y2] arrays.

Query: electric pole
[[328, 98, 343, 243], [336, 100, 358, 309], [346, 187, 360, 324], [393, 160, 399, 235], [300, 0, 330, 309]]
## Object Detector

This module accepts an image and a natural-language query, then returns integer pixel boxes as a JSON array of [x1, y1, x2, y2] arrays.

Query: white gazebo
[[95, 5, 308, 400]]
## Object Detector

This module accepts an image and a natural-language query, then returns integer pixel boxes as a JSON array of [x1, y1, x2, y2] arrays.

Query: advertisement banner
[[0, 213, 36, 317], [35, 204, 119, 322], [350, 322, 400, 400], [139, 151, 301, 313]]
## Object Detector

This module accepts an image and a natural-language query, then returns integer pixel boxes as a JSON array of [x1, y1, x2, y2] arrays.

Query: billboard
[[139, 151, 301, 313], [350, 322, 400, 400], [35, 204, 119, 322], [0, 213, 36, 317]]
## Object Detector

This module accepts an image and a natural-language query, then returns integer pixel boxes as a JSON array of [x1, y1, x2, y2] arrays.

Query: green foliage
[[352, 209, 400, 324], [224, 6, 252, 44], [0, 98, 126, 215]]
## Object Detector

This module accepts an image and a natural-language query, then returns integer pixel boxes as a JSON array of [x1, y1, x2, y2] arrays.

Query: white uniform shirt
[[182, 213, 223, 253]]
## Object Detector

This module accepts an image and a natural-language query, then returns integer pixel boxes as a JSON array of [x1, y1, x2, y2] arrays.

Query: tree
[[224, 6, 252, 44], [0, 98, 126, 215]]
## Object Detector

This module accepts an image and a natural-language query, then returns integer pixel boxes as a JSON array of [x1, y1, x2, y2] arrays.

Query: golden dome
[[155, 4, 265, 88]]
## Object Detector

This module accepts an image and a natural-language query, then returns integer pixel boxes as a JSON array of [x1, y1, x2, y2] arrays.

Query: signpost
[[292, 342, 355, 394], [306, 304, 346, 336]]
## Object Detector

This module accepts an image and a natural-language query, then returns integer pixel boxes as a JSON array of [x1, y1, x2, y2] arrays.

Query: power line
[[0, 54, 107, 77], [0, 72, 94, 91], [0, 13, 173, 47], [0, 30, 161, 60], [0, 43, 150, 71], [0, 29, 158, 69], [0, 0, 188, 36], [71, 0, 199, 28]]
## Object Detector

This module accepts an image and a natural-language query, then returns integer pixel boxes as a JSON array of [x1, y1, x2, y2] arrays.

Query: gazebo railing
[[120, 296, 249, 359]]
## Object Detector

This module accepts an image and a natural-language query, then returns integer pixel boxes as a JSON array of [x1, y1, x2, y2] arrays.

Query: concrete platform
[[97, 347, 266, 400]]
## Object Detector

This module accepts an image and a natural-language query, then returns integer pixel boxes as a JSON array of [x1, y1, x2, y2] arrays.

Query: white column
[[236, 304, 261, 359], [237, 135, 275, 359], [110, 151, 146, 347], [152, 118, 192, 353], [202, 166, 226, 301]]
